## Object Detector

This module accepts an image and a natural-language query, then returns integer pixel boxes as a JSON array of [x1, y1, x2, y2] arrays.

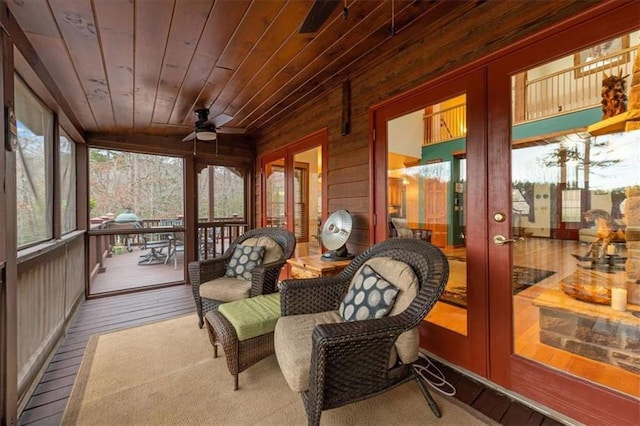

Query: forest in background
[[89, 149, 245, 221]]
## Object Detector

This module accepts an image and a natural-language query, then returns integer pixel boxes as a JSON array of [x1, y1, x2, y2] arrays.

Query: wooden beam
[[0, 12, 18, 424], [85, 132, 256, 166], [52, 115, 61, 239]]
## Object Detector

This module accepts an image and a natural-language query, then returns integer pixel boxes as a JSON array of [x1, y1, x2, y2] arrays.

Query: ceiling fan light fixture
[[196, 129, 217, 141]]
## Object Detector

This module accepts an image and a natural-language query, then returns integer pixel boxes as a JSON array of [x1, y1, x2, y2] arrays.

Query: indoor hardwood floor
[[18, 280, 567, 426], [429, 237, 639, 398], [512, 238, 639, 397]]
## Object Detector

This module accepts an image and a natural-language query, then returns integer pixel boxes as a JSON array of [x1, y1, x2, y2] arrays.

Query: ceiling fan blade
[[212, 113, 234, 128], [299, 0, 340, 33], [217, 126, 247, 135], [182, 131, 196, 142]]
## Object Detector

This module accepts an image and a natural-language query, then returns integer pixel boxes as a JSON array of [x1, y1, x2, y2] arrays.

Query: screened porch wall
[[16, 235, 85, 405]]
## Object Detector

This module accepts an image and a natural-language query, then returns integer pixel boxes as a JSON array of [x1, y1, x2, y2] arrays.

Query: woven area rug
[[440, 261, 556, 309], [62, 313, 493, 425]]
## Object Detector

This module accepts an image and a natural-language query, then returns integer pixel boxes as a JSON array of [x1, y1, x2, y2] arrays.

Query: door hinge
[[373, 213, 377, 226], [372, 129, 376, 141]]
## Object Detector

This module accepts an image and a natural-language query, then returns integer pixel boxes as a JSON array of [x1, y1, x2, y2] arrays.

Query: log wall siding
[[16, 237, 85, 400], [254, 0, 599, 253]]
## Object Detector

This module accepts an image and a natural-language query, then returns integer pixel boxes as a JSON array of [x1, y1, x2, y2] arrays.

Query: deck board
[[89, 249, 185, 294], [501, 402, 545, 426]]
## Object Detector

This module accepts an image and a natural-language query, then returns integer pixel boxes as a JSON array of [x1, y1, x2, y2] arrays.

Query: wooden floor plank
[[79, 285, 191, 307], [24, 385, 73, 411], [45, 356, 82, 373], [67, 302, 195, 335], [501, 402, 545, 426], [541, 416, 566, 426], [70, 297, 193, 324], [57, 338, 91, 353], [20, 412, 63, 426], [63, 303, 195, 340], [39, 365, 81, 383], [450, 374, 484, 405], [31, 376, 77, 397], [60, 308, 195, 342], [472, 389, 512, 423], [18, 399, 67, 425], [71, 294, 194, 318], [51, 348, 85, 363]]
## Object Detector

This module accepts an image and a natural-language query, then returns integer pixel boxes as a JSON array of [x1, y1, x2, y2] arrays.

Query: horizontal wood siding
[[254, 0, 598, 254], [16, 238, 85, 402]]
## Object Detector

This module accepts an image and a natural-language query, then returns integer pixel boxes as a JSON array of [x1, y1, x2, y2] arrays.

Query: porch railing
[[421, 44, 637, 145], [197, 220, 249, 260], [424, 102, 467, 145], [516, 44, 637, 123], [87, 218, 249, 286]]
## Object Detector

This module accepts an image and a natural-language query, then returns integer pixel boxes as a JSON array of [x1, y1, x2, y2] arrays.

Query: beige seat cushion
[[350, 257, 419, 364], [199, 277, 252, 302], [274, 311, 342, 393], [242, 236, 284, 264], [275, 310, 398, 393]]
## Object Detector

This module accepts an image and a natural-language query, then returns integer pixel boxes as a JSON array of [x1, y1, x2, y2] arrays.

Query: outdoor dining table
[[137, 228, 177, 265]]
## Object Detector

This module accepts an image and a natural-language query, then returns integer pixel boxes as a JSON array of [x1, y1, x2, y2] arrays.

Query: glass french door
[[264, 157, 286, 229], [261, 129, 327, 259], [373, 70, 488, 375], [487, 8, 639, 424]]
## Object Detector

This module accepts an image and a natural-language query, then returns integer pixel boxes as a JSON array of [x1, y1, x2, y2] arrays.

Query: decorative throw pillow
[[391, 218, 414, 238], [225, 244, 266, 281], [339, 265, 399, 322]]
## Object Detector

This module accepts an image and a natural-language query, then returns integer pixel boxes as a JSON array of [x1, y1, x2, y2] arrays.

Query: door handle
[[493, 235, 524, 246]]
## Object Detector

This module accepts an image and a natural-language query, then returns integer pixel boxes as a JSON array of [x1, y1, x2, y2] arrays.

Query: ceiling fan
[[181, 108, 246, 143], [299, 0, 341, 33]]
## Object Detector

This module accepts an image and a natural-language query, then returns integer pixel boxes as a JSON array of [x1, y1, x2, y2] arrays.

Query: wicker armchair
[[275, 238, 448, 426], [188, 227, 296, 328]]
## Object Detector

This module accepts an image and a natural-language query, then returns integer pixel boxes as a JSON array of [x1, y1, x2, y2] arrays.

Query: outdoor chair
[[389, 217, 432, 242], [138, 234, 173, 265], [274, 238, 449, 426], [188, 227, 296, 328]]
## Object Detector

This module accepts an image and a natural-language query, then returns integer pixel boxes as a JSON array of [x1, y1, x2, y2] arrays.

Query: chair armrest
[[307, 315, 409, 395], [313, 314, 408, 344], [279, 277, 350, 316], [187, 256, 229, 288], [249, 259, 287, 296]]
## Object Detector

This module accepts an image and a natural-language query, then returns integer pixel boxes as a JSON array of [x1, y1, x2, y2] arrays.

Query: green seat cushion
[[218, 293, 281, 341]]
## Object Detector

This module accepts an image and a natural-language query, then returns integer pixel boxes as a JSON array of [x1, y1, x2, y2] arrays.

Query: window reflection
[[511, 30, 639, 398], [387, 94, 468, 336]]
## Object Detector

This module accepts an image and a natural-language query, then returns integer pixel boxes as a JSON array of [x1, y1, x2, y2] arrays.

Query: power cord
[[413, 352, 457, 397]]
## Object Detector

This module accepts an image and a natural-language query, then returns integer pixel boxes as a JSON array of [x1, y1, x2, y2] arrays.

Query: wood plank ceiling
[[6, 0, 481, 141]]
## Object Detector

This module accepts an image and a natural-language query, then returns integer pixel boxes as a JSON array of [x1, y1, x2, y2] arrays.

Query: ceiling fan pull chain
[[343, 0, 348, 20]]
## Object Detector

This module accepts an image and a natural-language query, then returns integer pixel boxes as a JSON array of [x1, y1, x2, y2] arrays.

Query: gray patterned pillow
[[339, 264, 399, 321], [225, 244, 266, 281]]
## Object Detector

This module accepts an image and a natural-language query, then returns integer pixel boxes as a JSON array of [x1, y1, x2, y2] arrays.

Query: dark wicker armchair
[[274, 238, 448, 426], [188, 227, 296, 328]]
